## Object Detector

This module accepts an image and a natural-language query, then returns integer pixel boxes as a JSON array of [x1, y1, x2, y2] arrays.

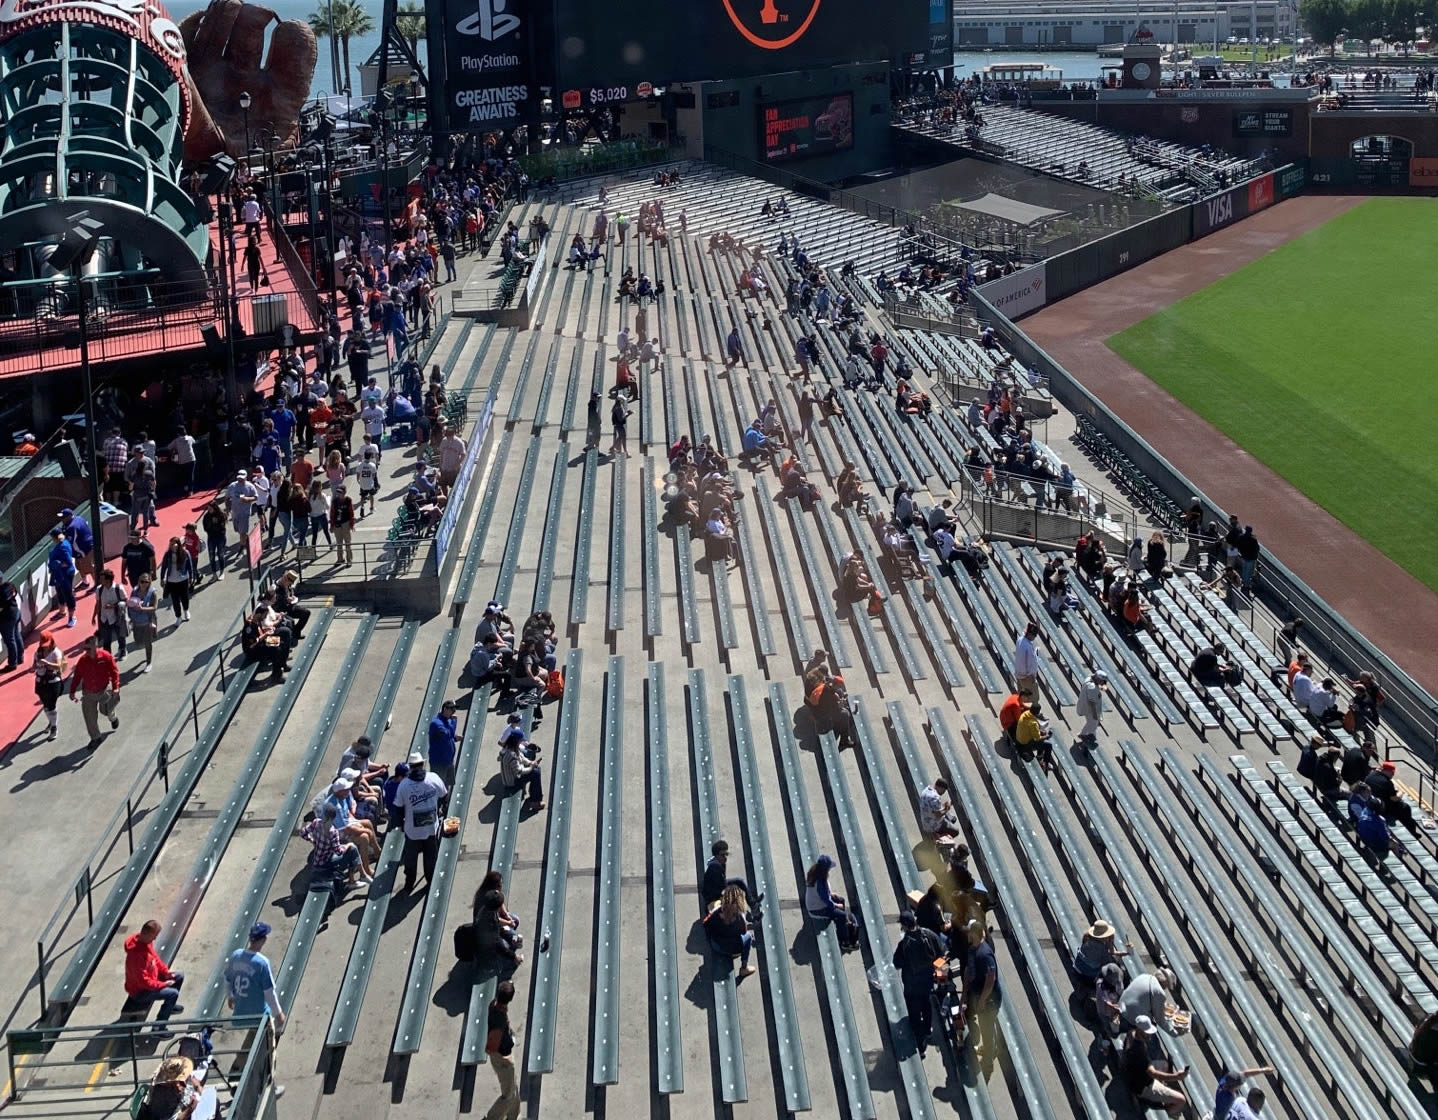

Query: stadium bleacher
[[6, 153, 1438, 1120]]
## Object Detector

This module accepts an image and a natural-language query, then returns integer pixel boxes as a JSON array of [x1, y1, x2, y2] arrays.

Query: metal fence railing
[[31, 574, 270, 1022]]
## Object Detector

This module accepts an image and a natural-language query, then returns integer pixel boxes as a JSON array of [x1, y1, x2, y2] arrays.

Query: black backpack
[[454, 922, 478, 962]]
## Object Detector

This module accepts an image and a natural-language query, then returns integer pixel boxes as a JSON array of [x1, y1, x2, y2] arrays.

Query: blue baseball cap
[[249, 922, 272, 941]]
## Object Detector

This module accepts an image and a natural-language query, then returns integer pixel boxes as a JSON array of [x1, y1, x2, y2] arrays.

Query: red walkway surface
[[1021, 194, 1438, 696], [0, 223, 321, 381], [0, 487, 218, 752]]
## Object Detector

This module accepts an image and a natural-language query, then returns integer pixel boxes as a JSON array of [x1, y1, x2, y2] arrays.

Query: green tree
[[1349, 0, 1388, 43], [1385, 0, 1422, 51], [1299, 0, 1350, 53], [395, 2, 427, 60], [309, 0, 374, 93]]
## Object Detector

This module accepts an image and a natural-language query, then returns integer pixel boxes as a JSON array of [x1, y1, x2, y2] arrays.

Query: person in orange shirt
[[309, 399, 333, 451], [999, 688, 1033, 745], [290, 449, 315, 490], [1287, 650, 1309, 691]]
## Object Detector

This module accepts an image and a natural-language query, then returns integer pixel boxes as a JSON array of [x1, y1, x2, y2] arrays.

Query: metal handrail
[[32, 572, 269, 1020]]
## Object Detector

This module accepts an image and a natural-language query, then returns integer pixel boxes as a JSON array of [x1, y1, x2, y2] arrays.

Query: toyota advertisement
[[445, 0, 533, 129], [552, 0, 929, 90], [759, 93, 854, 163]]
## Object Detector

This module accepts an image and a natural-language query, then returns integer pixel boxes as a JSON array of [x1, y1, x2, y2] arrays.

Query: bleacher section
[[8, 161, 1437, 1120], [897, 103, 1268, 202]]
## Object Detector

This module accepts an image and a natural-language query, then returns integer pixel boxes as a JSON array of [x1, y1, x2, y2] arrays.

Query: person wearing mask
[[68, 633, 120, 748], [159, 537, 194, 623], [893, 910, 944, 1057], [395, 750, 447, 891], [123, 919, 184, 1029]]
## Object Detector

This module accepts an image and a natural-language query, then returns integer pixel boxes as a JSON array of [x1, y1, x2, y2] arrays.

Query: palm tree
[[395, 2, 426, 60], [307, 1, 341, 90], [310, 0, 374, 94]]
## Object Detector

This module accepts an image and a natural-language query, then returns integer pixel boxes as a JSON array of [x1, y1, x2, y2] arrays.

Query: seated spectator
[[892, 483, 917, 527], [1015, 701, 1054, 772], [1121, 1020, 1190, 1116], [999, 689, 1032, 746], [918, 777, 960, 850], [803, 663, 858, 749], [301, 803, 373, 888], [804, 854, 861, 950], [123, 919, 185, 1027], [1072, 918, 1128, 981], [704, 885, 757, 979], [498, 728, 545, 809], [475, 600, 514, 645], [836, 461, 869, 511], [339, 735, 387, 784], [1307, 677, 1342, 725], [739, 422, 776, 464], [778, 456, 819, 505], [1349, 782, 1400, 860], [241, 609, 290, 681], [912, 882, 951, 944], [1340, 740, 1377, 785], [473, 885, 524, 967], [469, 631, 515, 682], [1094, 962, 1125, 1035], [1408, 1009, 1438, 1081], [702, 838, 761, 913], [1364, 759, 1417, 832], [881, 519, 925, 580], [1190, 644, 1240, 688], [839, 552, 877, 604], [895, 381, 932, 416], [924, 499, 957, 536], [704, 509, 737, 565], [1347, 682, 1379, 746]]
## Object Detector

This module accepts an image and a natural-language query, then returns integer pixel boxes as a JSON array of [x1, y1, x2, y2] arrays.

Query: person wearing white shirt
[[1014, 622, 1040, 697], [932, 526, 957, 563], [240, 194, 262, 240], [918, 778, 958, 840], [1307, 678, 1341, 724], [1291, 669, 1315, 709], [395, 751, 447, 890]]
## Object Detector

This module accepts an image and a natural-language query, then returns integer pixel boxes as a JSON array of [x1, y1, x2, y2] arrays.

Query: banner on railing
[[435, 390, 497, 568], [977, 262, 1048, 319]]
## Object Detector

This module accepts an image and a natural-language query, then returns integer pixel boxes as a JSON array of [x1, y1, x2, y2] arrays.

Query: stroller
[[130, 1027, 227, 1120]]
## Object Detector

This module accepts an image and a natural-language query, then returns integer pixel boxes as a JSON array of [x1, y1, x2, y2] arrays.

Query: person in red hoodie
[[68, 633, 120, 749], [124, 920, 183, 1027]]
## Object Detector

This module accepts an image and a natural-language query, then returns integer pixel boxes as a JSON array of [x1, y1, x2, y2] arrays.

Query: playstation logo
[[456, 0, 520, 41]]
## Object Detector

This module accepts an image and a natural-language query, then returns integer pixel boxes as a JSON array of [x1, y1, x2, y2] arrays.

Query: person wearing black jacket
[[701, 839, 762, 915], [893, 911, 945, 1057]]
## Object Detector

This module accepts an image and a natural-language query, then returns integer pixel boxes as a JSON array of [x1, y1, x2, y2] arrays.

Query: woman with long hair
[[804, 854, 860, 949], [32, 630, 65, 740]]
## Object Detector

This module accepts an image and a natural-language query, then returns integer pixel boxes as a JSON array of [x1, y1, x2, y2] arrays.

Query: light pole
[[50, 212, 107, 573], [239, 90, 251, 163], [408, 72, 420, 135]]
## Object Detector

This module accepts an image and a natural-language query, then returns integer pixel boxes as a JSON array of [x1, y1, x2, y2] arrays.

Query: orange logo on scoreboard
[[721, 0, 822, 50]]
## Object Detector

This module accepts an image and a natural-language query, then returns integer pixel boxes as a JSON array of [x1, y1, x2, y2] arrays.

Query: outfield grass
[[1107, 197, 1438, 590]]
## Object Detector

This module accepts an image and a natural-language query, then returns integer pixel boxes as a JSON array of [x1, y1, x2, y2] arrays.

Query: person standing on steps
[[69, 633, 120, 749], [1013, 621, 1040, 698], [0, 575, 22, 670], [1076, 670, 1108, 747], [58, 508, 95, 590], [396, 751, 447, 891], [223, 922, 286, 1097], [893, 909, 945, 1058], [331, 485, 356, 568], [483, 980, 521, 1120], [584, 392, 602, 451], [428, 699, 460, 798], [608, 398, 631, 458], [32, 631, 66, 740]]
